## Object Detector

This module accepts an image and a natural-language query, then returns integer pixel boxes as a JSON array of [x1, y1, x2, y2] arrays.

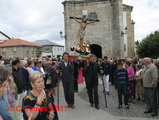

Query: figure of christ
[[72, 15, 98, 47]]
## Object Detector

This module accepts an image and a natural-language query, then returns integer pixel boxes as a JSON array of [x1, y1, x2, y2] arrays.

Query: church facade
[[62, 0, 135, 58]]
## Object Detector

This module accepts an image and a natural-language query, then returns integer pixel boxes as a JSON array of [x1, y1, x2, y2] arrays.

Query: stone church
[[62, 0, 135, 58]]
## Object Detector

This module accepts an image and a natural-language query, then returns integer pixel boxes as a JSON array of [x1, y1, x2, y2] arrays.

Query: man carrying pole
[[84, 54, 104, 109]]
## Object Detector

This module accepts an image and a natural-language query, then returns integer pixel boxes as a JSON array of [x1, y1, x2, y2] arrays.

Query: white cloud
[[0, 0, 159, 45], [0, 0, 64, 42], [55, 40, 65, 46], [123, 0, 159, 41]]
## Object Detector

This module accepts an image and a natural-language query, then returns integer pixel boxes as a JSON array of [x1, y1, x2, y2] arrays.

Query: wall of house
[[52, 46, 64, 57], [0, 46, 40, 59]]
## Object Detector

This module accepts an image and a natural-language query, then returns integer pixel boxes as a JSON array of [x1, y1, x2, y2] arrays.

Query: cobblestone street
[[78, 83, 159, 119]]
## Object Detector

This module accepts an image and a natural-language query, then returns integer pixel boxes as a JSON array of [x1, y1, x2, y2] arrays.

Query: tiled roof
[[0, 39, 42, 47], [34, 40, 64, 47]]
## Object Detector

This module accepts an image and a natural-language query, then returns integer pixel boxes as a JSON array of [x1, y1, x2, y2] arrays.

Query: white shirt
[[27, 67, 34, 72], [40, 67, 45, 74], [64, 62, 68, 67]]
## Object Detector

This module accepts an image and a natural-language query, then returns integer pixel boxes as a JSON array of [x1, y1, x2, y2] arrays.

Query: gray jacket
[[143, 64, 158, 87], [59, 61, 74, 83]]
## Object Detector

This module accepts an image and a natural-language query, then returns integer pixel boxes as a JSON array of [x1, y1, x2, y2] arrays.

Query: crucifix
[[70, 11, 99, 48]]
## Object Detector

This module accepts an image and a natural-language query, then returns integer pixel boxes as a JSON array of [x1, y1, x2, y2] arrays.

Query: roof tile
[[0, 39, 42, 47]]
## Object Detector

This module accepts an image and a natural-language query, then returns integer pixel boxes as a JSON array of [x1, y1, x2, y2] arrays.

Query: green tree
[[135, 40, 139, 45], [137, 30, 159, 58]]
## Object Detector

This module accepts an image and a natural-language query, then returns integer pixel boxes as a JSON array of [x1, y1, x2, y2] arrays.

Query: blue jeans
[[117, 84, 128, 105]]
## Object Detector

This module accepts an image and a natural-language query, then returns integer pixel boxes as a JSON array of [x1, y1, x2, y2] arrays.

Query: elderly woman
[[45, 61, 58, 96], [135, 64, 144, 101], [125, 61, 135, 102], [22, 71, 58, 120], [0, 65, 13, 120]]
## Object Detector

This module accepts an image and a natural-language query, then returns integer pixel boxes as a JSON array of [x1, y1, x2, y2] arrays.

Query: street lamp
[[59, 31, 65, 38], [121, 26, 128, 36]]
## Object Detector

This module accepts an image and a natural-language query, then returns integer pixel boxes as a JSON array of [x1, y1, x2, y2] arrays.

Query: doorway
[[90, 44, 102, 58]]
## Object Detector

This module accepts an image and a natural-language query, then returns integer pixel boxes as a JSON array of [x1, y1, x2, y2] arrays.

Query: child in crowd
[[114, 62, 129, 109]]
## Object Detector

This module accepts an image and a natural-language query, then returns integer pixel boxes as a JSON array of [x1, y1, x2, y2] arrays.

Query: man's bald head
[[143, 57, 151, 66]]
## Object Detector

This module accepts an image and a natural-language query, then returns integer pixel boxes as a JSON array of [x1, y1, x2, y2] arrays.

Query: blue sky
[[0, 0, 159, 46]]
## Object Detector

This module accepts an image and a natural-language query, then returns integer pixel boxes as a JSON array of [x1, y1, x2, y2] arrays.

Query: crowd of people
[[0, 54, 159, 119]]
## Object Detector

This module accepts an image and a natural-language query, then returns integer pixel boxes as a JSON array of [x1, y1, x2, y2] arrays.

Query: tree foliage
[[137, 30, 159, 58]]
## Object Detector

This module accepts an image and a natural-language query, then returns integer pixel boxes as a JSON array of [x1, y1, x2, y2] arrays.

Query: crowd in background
[[0, 56, 60, 120], [0, 54, 159, 119]]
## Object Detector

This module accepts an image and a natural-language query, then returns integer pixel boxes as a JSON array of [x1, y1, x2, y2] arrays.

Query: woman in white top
[[135, 64, 144, 101], [27, 60, 34, 72], [39, 60, 45, 74]]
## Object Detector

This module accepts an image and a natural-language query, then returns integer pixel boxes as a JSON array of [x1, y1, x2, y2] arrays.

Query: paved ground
[[55, 79, 159, 120], [78, 84, 159, 119]]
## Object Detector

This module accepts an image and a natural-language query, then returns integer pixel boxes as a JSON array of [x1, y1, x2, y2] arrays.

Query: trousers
[[103, 75, 109, 92], [144, 87, 158, 114], [62, 82, 74, 105]]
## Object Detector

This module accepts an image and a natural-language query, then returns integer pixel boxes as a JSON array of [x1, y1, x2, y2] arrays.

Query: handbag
[[7, 84, 15, 107], [46, 75, 51, 85], [45, 67, 52, 85]]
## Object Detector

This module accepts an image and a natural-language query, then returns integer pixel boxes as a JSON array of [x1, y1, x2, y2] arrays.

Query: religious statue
[[70, 15, 99, 47]]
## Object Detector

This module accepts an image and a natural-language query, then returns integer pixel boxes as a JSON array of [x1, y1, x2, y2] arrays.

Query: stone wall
[[63, 0, 114, 57], [123, 4, 135, 57], [0, 46, 40, 59], [111, 0, 124, 58]]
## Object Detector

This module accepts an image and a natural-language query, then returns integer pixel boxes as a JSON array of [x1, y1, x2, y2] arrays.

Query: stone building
[[34, 40, 64, 57], [62, 0, 135, 58], [0, 39, 42, 58]]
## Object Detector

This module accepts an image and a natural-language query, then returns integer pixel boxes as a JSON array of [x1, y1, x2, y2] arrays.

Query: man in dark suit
[[84, 54, 103, 109], [59, 52, 75, 108]]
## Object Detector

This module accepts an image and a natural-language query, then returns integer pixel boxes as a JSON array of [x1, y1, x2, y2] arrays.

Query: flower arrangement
[[74, 42, 90, 55]]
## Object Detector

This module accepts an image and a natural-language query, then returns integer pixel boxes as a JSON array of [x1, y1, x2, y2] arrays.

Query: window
[[3, 48, 6, 56], [26, 47, 29, 55], [54, 47, 56, 52], [57, 48, 59, 51], [45, 47, 51, 53], [32, 47, 34, 56], [13, 47, 16, 56]]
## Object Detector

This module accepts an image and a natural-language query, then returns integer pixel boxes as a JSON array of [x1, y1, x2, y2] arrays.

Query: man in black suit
[[59, 52, 75, 108], [84, 54, 103, 109]]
